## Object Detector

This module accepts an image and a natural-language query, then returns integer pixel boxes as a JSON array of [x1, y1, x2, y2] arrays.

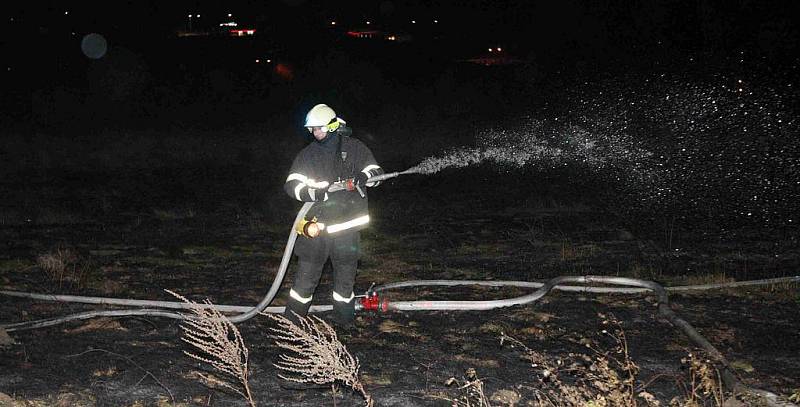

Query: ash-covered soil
[[1, 166, 799, 406]]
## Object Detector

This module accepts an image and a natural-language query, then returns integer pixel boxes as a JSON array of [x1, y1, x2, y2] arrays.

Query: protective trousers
[[284, 231, 360, 326]]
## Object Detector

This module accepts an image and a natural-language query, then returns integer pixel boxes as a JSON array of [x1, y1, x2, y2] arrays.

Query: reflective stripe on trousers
[[327, 215, 369, 234]]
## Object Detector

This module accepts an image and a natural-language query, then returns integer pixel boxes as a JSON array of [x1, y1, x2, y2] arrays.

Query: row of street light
[[187, 13, 235, 30], [183, 12, 442, 33], [331, 19, 440, 26]]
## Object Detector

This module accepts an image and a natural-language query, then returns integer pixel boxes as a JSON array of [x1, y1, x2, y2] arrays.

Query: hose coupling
[[344, 178, 365, 197], [296, 217, 325, 238], [358, 291, 388, 312]]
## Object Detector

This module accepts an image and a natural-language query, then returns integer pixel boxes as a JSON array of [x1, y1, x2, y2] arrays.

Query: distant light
[[228, 13, 233, 17], [64, 11, 69, 15], [497, 47, 502, 52], [411, 20, 416, 24], [196, 14, 200, 18], [266, 59, 271, 63], [256, 59, 260, 63], [488, 48, 493, 52], [188, 14, 192, 18], [9, 17, 13, 22], [230, 29, 256, 36], [434, 19, 438, 23], [366, 21, 371, 25], [331, 21, 336, 25]]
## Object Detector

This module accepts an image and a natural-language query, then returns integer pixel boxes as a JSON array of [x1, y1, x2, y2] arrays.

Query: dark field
[[1, 162, 799, 406]]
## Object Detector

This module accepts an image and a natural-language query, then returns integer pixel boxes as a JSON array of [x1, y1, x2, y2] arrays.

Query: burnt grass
[[1, 165, 799, 406]]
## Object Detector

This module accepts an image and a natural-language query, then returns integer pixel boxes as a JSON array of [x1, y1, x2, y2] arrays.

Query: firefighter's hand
[[354, 172, 369, 187], [311, 184, 329, 201]]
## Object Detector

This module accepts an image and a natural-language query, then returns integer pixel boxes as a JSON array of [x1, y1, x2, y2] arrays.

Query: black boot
[[283, 297, 311, 326], [333, 299, 355, 328]]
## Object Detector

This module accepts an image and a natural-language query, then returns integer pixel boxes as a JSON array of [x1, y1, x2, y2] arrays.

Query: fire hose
[[1, 168, 798, 405]]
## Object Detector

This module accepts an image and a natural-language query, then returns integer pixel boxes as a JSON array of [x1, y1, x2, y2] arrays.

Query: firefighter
[[283, 104, 384, 327]]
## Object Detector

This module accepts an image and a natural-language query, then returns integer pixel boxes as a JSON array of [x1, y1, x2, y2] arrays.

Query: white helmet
[[304, 104, 337, 127]]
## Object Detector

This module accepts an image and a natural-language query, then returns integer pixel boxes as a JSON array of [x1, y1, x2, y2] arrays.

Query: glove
[[310, 184, 329, 201], [354, 172, 369, 187]]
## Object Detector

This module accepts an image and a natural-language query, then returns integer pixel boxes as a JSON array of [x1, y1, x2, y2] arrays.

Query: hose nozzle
[[365, 171, 401, 184], [361, 167, 419, 185]]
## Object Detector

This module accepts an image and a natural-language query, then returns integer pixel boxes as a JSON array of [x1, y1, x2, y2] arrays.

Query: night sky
[[5, 1, 798, 64], [2, 1, 797, 133]]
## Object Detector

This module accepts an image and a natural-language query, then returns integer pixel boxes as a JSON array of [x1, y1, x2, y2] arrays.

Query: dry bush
[[0, 328, 17, 349], [168, 290, 255, 407], [670, 351, 787, 407], [594, 313, 640, 405], [36, 247, 75, 281], [443, 367, 492, 407], [670, 352, 724, 407], [36, 247, 89, 289], [265, 314, 373, 406], [500, 313, 659, 407]]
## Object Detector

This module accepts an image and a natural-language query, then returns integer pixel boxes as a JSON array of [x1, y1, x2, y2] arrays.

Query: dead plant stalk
[[167, 290, 256, 407], [265, 314, 373, 406]]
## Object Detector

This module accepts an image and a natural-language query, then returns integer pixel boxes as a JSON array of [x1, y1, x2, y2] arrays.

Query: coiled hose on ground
[[1, 170, 798, 406]]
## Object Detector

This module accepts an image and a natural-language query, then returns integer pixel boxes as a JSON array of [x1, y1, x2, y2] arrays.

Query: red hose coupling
[[359, 292, 388, 312]]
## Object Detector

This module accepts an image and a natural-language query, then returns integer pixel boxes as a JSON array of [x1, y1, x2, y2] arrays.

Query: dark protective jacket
[[284, 131, 383, 234]]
